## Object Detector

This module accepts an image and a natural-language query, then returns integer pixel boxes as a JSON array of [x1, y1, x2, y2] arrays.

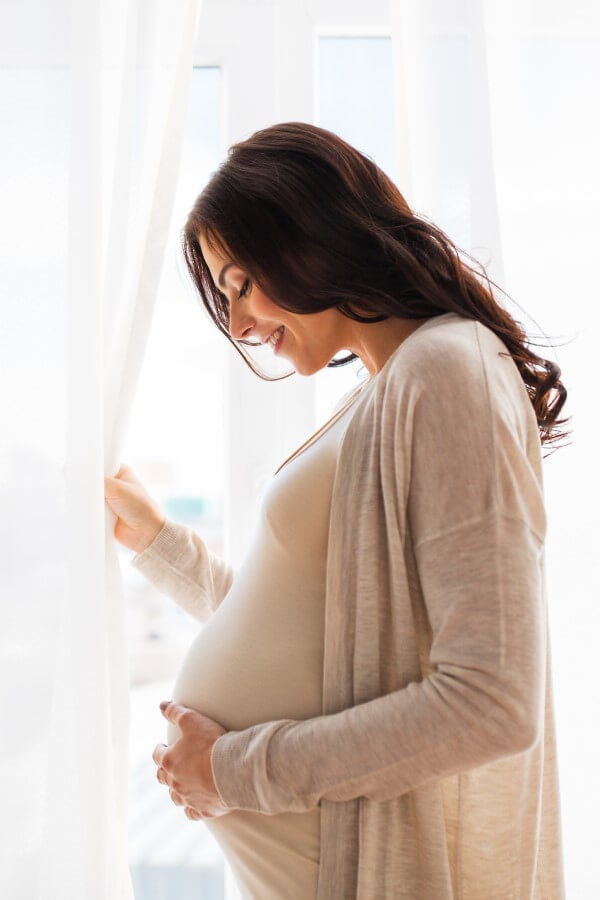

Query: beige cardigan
[[133, 312, 565, 898]]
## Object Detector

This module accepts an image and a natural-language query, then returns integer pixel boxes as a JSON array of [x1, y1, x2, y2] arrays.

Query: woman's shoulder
[[381, 312, 538, 449], [384, 312, 515, 396]]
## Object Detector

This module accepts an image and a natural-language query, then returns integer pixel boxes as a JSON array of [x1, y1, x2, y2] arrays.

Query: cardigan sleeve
[[208, 330, 549, 814], [210, 514, 546, 813], [131, 518, 236, 624]]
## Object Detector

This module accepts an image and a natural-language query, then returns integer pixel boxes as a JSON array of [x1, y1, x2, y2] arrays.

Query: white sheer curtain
[[390, 0, 505, 285], [0, 0, 201, 897], [390, 2, 600, 895]]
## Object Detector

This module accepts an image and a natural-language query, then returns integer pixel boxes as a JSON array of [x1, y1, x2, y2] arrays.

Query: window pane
[[315, 36, 398, 419], [318, 36, 398, 184]]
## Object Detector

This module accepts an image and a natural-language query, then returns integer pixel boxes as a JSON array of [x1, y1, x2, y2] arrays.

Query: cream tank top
[[165, 383, 365, 900]]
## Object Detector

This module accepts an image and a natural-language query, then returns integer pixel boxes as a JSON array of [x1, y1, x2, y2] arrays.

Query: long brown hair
[[182, 121, 571, 456]]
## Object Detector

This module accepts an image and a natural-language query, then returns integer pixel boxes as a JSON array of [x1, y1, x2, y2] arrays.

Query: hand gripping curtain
[[0, 0, 202, 897]]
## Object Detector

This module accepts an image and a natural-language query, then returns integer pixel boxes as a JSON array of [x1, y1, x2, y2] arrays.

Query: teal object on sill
[[163, 495, 223, 524], [164, 496, 207, 519]]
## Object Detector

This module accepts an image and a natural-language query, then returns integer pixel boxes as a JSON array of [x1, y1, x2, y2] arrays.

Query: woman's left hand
[[152, 700, 231, 820]]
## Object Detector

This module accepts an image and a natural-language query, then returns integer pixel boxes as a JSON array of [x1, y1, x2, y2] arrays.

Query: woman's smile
[[268, 325, 285, 353]]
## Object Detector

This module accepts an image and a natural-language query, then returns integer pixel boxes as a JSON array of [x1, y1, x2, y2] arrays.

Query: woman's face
[[199, 232, 353, 376]]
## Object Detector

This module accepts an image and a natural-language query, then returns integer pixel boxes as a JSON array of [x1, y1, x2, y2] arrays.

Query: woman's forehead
[[199, 228, 230, 261]]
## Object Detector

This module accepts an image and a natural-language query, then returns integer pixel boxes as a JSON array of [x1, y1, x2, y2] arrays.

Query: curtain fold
[[390, 0, 504, 286], [0, 1, 201, 897]]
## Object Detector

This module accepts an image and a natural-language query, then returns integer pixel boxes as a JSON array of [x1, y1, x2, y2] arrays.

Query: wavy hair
[[182, 121, 571, 456]]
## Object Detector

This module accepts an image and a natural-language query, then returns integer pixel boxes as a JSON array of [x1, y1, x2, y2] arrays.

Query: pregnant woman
[[104, 122, 568, 898]]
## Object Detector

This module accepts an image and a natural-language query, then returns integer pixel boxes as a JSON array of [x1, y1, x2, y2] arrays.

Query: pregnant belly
[[163, 580, 324, 898], [164, 579, 324, 748]]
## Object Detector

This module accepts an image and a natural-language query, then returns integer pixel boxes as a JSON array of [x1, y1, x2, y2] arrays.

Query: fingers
[[158, 769, 205, 819], [155, 761, 185, 808], [104, 463, 138, 486], [103, 472, 129, 498], [155, 761, 213, 820], [103, 475, 120, 499], [116, 463, 143, 486], [152, 743, 168, 768], [185, 807, 203, 820], [157, 769, 205, 818], [169, 787, 184, 806], [159, 700, 195, 730]]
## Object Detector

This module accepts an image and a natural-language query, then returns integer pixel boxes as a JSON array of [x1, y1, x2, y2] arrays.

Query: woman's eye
[[238, 278, 250, 300]]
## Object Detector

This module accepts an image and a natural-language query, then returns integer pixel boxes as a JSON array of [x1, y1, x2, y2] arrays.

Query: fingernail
[[159, 701, 169, 711]]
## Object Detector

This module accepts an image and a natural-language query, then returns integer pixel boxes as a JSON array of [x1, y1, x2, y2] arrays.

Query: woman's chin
[[290, 353, 322, 377]]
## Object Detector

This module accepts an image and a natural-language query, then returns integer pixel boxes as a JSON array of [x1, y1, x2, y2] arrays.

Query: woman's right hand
[[104, 464, 166, 553]]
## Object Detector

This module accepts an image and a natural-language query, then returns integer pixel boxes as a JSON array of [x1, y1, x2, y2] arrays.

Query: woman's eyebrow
[[218, 262, 235, 288]]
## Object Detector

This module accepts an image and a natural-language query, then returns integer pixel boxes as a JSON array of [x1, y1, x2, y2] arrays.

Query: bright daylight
[[1, 1, 599, 899]]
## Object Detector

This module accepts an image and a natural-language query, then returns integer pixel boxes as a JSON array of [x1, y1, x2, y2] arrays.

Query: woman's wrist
[[137, 515, 167, 553]]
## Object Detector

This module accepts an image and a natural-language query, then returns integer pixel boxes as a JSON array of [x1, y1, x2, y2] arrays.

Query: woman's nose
[[228, 307, 256, 342]]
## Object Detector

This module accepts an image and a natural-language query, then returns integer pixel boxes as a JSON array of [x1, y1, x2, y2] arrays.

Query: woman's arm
[[105, 464, 236, 622], [209, 513, 546, 813], [132, 518, 236, 623], [207, 329, 549, 813]]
